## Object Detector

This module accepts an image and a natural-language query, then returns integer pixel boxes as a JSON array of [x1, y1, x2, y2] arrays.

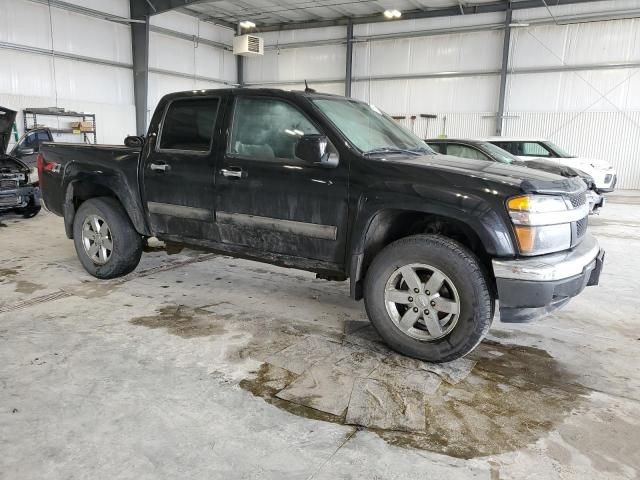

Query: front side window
[[478, 142, 519, 164], [427, 143, 445, 154], [312, 98, 432, 156], [519, 142, 553, 157], [543, 141, 573, 158], [159, 98, 220, 152], [447, 144, 490, 161], [229, 96, 319, 161]]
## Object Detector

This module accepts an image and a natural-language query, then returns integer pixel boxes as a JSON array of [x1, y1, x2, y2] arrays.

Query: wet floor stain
[[14, 280, 43, 294], [130, 305, 227, 338], [130, 304, 588, 459]]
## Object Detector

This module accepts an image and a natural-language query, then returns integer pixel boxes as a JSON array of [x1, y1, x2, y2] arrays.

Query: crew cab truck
[[38, 89, 604, 362]]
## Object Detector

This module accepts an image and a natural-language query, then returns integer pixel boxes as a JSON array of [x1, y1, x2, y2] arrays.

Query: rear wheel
[[73, 197, 143, 279], [364, 234, 493, 363]]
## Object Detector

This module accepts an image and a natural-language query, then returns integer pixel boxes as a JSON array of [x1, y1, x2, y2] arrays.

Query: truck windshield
[[312, 98, 433, 156]]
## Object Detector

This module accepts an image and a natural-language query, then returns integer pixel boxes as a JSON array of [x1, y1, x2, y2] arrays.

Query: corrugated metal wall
[[0, 0, 135, 145]]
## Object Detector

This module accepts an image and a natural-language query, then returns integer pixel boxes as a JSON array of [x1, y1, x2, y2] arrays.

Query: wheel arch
[[349, 205, 513, 300], [63, 176, 150, 239]]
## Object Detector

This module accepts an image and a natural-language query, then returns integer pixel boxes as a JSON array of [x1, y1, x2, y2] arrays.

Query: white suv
[[485, 138, 617, 192]]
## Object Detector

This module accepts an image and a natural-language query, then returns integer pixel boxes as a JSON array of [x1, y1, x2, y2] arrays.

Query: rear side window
[[159, 98, 220, 152]]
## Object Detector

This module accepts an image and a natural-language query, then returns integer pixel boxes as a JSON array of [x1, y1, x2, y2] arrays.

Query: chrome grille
[[0, 179, 18, 190], [567, 191, 586, 208], [576, 217, 588, 238]]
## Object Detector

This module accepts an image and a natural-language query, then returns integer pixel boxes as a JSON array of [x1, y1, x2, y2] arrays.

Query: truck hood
[[0, 106, 17, 155], [0, 154, 30, 175], [515, 158, 593, 183], [387, 154, 586, 195]]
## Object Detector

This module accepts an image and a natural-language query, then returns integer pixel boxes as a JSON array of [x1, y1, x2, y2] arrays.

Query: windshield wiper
[[364, 147, 427, 157]]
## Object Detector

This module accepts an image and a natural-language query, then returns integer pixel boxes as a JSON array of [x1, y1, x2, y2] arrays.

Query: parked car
[[0, 107, 41, 217], [38, 89, 603, 362], [484, 137, 617, 192], [426, 138, 604, 213]]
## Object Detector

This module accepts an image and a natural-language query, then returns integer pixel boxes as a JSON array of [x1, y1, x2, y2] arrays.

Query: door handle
[[150, 163, 169, 172], [220, 168, 245, 179]]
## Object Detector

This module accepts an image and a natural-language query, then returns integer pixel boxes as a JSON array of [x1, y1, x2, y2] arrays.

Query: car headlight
[[507, 194, 588, 255]]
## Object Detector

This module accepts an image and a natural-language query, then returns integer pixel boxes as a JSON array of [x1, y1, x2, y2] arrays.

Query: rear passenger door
[[143, 96, 221, 240], [214, 94, 349, 265]]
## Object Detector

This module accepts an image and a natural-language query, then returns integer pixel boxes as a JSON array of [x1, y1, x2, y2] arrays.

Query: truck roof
[[161, 87, 349, 103]]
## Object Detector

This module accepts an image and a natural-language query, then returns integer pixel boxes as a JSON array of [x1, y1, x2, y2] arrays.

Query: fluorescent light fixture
[[508, 22, 530, 27], [383, 9, 401, 19], [239, 20, 256, 29]]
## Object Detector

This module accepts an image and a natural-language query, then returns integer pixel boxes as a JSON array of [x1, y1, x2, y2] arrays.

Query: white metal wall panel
[[352, 75, 499, 115], [149, 32, 236, 82], [149, 32, 196, 75], [53, 58, 134, 104], [395, 113, 495, 139], [51, 8, 133, 64], [353, 30, 502, 78], [261, 26, 346, 44], [150, 10, 234, 44], [513, 0, 640, 22], [503, 111, 640, 189], [0, 0, 52, 49], [244, 45, 346, 83], [353, 11, 504, 37], [506, 69, 640, 112], [510, 19, 640, 69], [0, 49, 56, 98], [62, 0, 130, 17]]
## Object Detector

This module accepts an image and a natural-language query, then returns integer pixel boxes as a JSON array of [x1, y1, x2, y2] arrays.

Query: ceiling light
[[240, 20, 256, 29], [508, 22, 530, 27], [383, 9, 401, 19]]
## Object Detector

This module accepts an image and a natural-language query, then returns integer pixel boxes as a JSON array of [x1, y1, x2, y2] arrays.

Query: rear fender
[[63, 171, 150, 238]]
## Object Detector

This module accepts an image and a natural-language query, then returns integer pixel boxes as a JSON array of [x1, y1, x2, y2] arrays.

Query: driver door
[[214, 94, 349, 265]]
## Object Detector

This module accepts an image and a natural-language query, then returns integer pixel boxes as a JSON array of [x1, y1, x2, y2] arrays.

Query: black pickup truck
[[39, 89, 604, 362]]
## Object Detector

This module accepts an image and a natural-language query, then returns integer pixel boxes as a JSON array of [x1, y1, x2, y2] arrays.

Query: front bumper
[[587, 189, 605, 214], [492, 234, 604, 322], [0, 184, 41, 212]]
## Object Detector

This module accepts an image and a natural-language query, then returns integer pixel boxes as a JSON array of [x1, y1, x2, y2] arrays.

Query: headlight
[[507, 194, 587, 255]]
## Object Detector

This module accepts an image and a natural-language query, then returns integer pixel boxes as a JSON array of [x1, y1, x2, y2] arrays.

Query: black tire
[[364, 234, 493, 363], [73, 197, 143, 279], [19, 206, 41, 218]]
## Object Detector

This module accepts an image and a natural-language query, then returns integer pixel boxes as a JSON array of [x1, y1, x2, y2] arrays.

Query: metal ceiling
[[169, 0, 601, 31]]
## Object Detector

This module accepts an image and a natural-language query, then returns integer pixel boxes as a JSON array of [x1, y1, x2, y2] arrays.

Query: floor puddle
[[129, 304, 587, 458]]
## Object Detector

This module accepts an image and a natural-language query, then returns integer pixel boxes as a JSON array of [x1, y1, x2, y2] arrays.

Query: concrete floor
[[1, 193, 639, 479]]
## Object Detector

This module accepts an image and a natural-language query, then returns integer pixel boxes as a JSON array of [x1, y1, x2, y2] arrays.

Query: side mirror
[[294, 134, 339, 168], [19, 147, 35, 155], [124, 135, 144, 149]]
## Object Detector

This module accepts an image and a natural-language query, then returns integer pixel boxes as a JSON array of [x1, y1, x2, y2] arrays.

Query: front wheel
[[73, 197, 143, 279], [363, 234, 493, 363]]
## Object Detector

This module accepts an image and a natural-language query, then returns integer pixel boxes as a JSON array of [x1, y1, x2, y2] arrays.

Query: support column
[[345, 19, 354, 97], [236, 24, 244, 87], [130, 0, 150, 135], [496, 8, 512, 136]]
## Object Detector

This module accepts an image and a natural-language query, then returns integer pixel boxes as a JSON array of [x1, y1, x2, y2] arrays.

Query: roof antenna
[[304, 80, 316, 93]]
